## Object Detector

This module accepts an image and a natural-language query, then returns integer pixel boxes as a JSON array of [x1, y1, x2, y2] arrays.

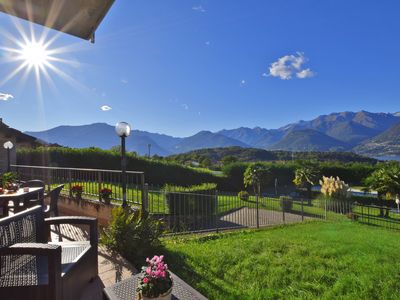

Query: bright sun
[[0, 24, 80, 94], [20, 40, 50, 69]]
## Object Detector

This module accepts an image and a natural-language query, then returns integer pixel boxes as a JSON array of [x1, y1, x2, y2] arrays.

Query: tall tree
[[244, 163, 272, 196], [364, 162, 400, 217], [293, 161, 320, 205]]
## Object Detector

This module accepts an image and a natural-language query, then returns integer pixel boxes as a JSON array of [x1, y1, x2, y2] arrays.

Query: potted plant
[[137, 255, 173, 300], [71, 184, 83, 201], [0, 172, 18, 191], [100, 187, 112, 204]]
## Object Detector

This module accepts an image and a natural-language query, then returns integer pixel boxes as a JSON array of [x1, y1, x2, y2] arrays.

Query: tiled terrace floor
[[51, 223, 137, 300]]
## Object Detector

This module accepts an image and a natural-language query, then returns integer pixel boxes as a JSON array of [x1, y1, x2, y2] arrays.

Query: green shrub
[[280, 196, 293, 212], [238, 190, 249, 201], [164, 183, 217, 216], [100, 207, 164, 265]]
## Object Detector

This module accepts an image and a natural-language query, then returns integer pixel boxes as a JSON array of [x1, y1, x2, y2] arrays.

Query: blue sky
[[0, 1, 400, 137]]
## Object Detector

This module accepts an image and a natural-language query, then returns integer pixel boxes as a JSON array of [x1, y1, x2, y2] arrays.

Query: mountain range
[[25, 111, 400, 157]]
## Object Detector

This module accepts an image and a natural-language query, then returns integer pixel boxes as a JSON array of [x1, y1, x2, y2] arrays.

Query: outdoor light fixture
[[115, 122, 131, 138], [115, 122, 131, 207], [3, 141, 14, 172]]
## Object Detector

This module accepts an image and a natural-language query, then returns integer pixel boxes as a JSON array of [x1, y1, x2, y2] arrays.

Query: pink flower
[[146, 267, 151, 275], [143, 277, 149, 284], [161, 271, 166, 278]]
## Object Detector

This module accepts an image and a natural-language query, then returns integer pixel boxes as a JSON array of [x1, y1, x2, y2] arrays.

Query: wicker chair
[[0, 206, 98, 300], [44, 185, 64, 218]]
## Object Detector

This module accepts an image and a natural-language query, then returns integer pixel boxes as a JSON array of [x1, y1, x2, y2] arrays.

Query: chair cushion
[[50, 241, 91, 276], [0, 242, 91, 287]]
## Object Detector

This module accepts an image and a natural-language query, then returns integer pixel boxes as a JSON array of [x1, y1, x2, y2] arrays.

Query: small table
[[0, 187, 44, 216], [103, 272, 208, 300]]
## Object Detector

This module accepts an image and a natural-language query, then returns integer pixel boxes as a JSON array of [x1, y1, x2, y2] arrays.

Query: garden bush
[[238, 190, 249, 201], [279, 196, 293, 212], [164, 183, 217, 216], [100, 207, 164, 266]]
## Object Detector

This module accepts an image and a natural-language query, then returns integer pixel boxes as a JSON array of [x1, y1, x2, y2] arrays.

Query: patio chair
[[44, 184, 64, 218], [0, 205, 98, 300]]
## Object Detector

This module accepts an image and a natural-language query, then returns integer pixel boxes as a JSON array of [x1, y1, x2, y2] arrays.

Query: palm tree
[[364, 162, 400, 217], [293, 162, 320, 205], [244, 163, 271, 197]]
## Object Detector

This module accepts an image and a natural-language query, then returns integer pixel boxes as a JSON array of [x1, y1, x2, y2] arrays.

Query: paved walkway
[[51, 223, 136, 300], [219, 207, 312, 228]]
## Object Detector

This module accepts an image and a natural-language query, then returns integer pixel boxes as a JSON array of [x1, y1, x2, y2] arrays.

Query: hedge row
[[17, 147, 228, 188], [17, 147, 378, 192]]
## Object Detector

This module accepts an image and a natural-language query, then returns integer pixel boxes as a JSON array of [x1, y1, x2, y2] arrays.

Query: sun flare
[[19, 40, 50, 69]]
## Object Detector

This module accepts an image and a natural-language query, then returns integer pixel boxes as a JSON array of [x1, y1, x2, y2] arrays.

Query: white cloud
[[100, 105, 112, 111], [296, 68, 314, 79], [192, 5, 206, 12], [205, 41, 210, 46], [121, 79, 128, 84], [0, 93, 13, 101], [267, 52, 314, 80], [181, 103, 189, 110], [240, 80, 246, 87]]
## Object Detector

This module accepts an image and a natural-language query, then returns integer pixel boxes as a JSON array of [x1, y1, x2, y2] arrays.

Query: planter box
[[55, 195, 118, 226]]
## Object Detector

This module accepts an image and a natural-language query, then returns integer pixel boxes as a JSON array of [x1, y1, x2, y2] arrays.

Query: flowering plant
[[71, 185, 83, 199], [137, 255, 173, 298], [100, 188, 112, 204]]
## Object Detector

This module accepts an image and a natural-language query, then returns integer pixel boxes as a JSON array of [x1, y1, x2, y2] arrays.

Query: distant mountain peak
[[25, 110, 400, 157]]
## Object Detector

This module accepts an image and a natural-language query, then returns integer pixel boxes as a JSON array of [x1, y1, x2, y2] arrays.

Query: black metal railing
[[352, 203, 400, 230], [11, 164, 145, 206], [9, 165, 361, 234]]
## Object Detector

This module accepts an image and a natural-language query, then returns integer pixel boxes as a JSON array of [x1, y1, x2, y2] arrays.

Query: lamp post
[[115, 122, 131, 208], [3, 141, 14, 172]]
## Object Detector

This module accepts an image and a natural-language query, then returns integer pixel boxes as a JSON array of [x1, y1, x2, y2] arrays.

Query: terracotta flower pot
[[141, 286, 172, 300]]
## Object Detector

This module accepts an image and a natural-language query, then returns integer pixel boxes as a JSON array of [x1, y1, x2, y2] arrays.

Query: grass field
[[163, 221, 400, 299]]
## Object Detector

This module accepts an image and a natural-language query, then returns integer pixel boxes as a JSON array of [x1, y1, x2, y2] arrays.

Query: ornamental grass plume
[[319, 176, 350, 199]]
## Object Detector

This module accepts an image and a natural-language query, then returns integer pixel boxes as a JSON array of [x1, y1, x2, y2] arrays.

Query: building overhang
[[0, 0, 115, 42]]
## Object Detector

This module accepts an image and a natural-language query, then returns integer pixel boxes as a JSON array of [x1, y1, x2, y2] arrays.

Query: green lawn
[[163, 221, 400, 299]]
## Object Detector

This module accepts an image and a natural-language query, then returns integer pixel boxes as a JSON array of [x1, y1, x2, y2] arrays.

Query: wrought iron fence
[[11, 164, 145, 206], [146, 187, 331, 234], [352, 202, 400, 230]]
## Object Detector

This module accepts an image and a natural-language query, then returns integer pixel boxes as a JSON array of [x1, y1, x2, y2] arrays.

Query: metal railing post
[[282, 197, 285, 224], [215, 190, 219, 233], [68, 169, 72, 198], [142, 183, 149, 213], [98, 171, 102, 202], [256, 194, 259, 229]]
